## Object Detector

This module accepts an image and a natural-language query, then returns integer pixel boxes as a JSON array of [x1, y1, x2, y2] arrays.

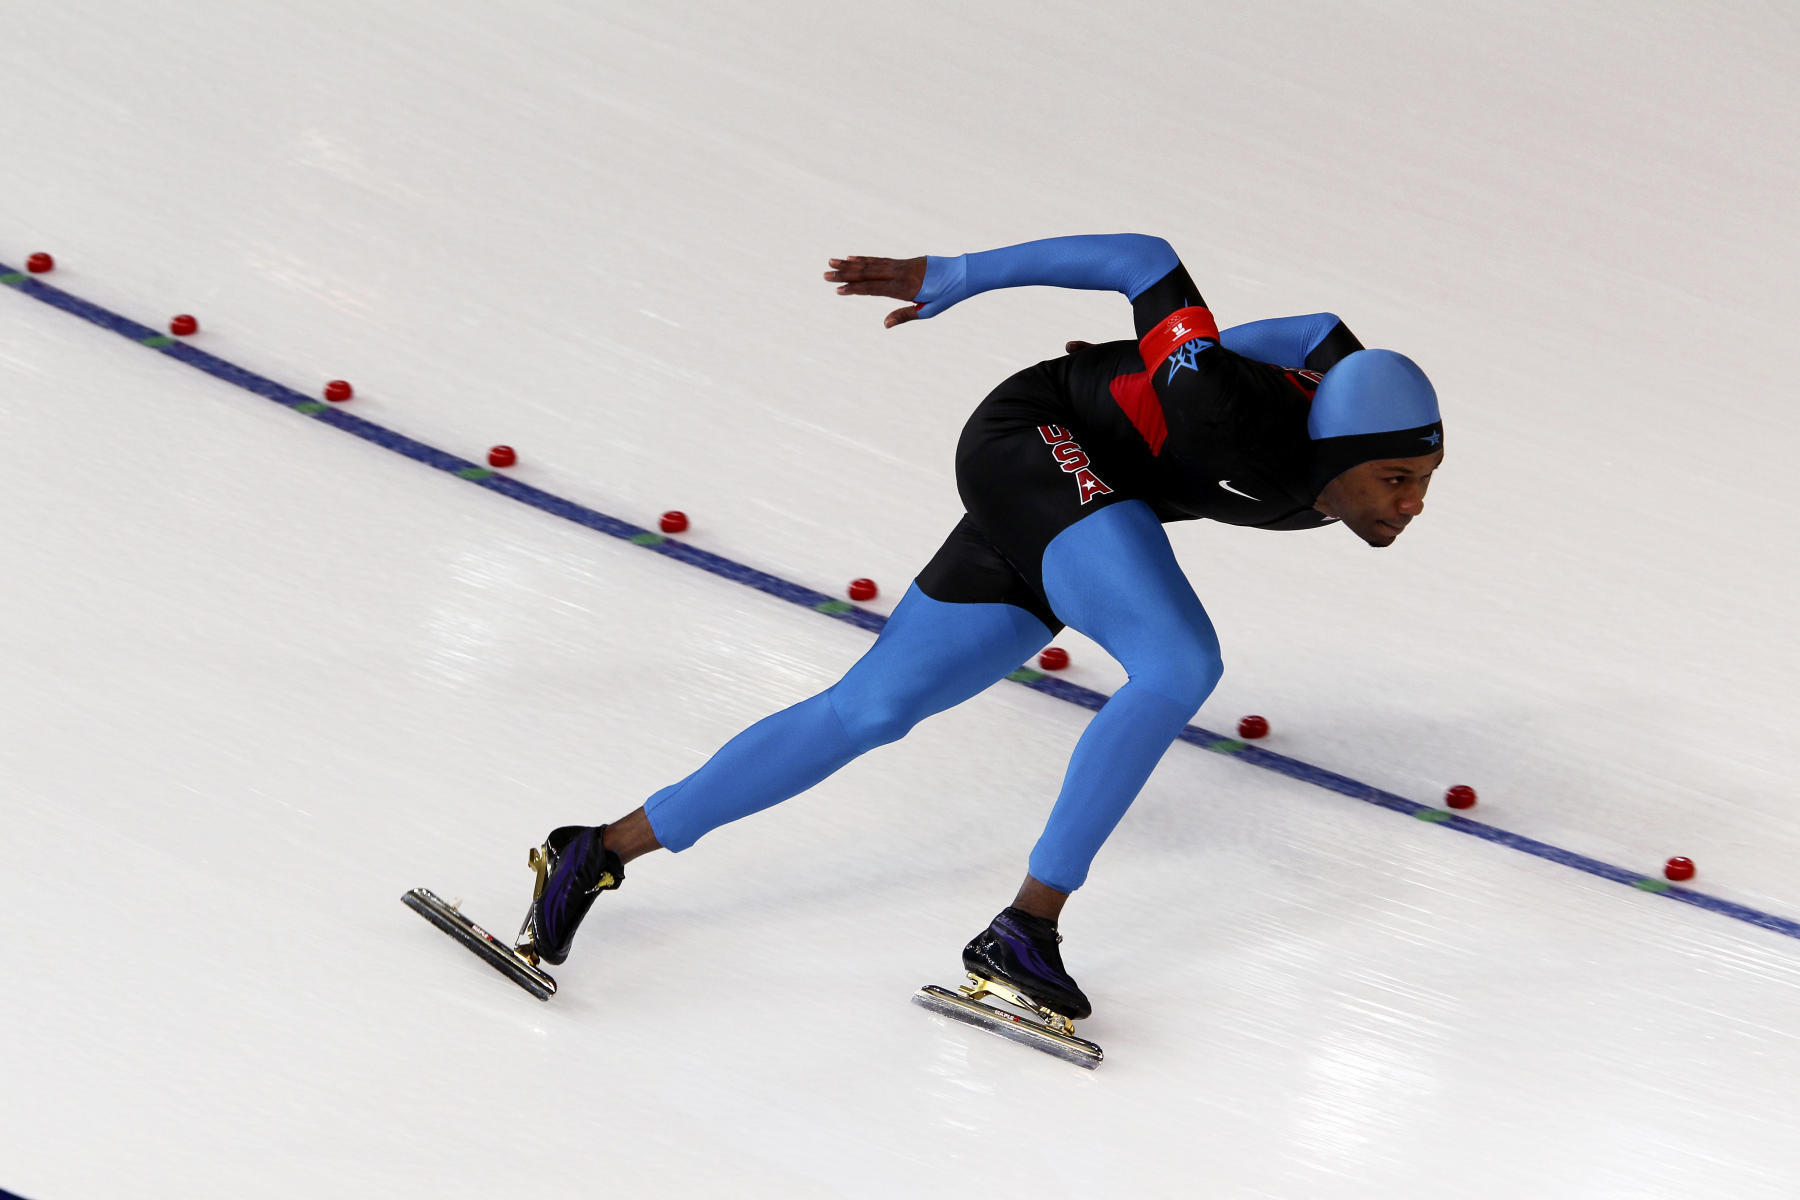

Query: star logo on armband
[[1165, 339, 1209, 382]]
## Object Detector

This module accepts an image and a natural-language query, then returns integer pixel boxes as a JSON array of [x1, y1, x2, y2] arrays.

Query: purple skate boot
[[912, 907, 1103, 1068], [961, 907, 1092, 1021], [519, 825, 624, 967], [402, 823, 623, 1001]]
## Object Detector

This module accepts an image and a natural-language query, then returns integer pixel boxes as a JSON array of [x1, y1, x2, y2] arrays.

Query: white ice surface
[[3, 2, 1799, 1197]]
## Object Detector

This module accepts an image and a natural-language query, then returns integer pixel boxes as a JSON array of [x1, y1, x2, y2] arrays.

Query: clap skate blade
[[912, 973, 1103, 1069], [402, 886, 557, 1001]]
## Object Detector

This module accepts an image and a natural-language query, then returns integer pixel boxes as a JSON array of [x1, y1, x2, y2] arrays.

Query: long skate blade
[[912, 984, 1102, 1069], [403, 887, 557, 1001]]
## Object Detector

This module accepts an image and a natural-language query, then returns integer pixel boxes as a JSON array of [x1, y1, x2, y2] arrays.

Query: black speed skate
[[402, 824, 622, 1001], [962, 907, 1092, 1021], [519, 825, 624, 967], [912, 907, 1103, 1069]]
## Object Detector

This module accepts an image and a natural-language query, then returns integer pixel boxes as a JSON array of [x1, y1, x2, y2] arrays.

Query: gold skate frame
[[957, 974, 1079, 1036], [512, 842, 556, 966]]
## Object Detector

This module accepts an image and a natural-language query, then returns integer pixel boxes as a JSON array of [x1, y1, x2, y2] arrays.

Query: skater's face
[[1314, 450, 1443, 548]]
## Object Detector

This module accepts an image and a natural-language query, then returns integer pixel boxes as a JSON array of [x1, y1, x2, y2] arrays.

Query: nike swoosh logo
[[1217, 480, 1260, 501]]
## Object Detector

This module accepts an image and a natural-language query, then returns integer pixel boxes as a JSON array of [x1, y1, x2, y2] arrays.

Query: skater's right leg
[[636, 583, 1051, 853], [598, 807, 660, 865]]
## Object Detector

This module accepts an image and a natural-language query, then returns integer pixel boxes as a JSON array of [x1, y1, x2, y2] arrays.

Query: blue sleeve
[[1218, 313, 1351, 369], [911, 234, 1181, 318]]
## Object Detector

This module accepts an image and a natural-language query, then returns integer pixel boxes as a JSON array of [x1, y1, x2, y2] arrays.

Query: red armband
[[1139, 306, 1221, 377]]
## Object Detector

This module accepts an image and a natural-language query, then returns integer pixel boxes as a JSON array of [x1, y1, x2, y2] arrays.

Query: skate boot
[[517, 825, 624, 966], [961, 906, 1092, 1025]]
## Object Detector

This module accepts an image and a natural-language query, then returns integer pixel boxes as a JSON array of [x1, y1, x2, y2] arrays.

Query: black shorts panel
[[951, 364, 1142, 605], [914, 515, 1064, 634]]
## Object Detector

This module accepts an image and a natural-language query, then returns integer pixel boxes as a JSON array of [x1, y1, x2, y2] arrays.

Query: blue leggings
[[642, 501, 1223, 892]]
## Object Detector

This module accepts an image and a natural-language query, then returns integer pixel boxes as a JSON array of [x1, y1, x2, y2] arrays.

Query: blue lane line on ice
[[8, 263, 1798, 945], [0, 265, 887, 635]]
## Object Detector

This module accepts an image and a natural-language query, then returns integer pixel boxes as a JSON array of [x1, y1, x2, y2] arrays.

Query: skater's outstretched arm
[[825, 233, 1205, 335]]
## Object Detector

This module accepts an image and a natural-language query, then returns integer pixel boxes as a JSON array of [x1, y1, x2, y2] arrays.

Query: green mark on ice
[[294, 402, 327, 414], [1207, 739, 1247, 754], [1414, 809, 1453, 823], [814, 599, 853, 615], [1008, 667, 1045, 683], [631, 532, 664, 546], [458, 467, 494, 481], [1, 273, 26, 287], [1634, 879, 1672, 893], [140, 335, 174, 348]]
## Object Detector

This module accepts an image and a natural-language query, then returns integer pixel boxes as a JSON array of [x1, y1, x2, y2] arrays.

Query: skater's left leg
[[1022, 500, 1224, 904], [961, 502, 1218, 1019]]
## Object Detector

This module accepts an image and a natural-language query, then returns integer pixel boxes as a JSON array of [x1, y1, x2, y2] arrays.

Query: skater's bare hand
[[824, 256, 928, 328]]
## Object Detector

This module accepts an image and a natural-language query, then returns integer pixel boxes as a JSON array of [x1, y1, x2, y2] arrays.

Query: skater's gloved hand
[[1065, 340, 1095, 354], [824, 256, 928, 328]]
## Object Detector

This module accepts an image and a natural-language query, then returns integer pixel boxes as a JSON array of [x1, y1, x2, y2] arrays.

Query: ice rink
[[4, 2, 1798, 1196]]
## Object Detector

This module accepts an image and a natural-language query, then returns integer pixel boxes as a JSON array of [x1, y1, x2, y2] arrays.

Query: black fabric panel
[[914, 515, 1065, 634], [1304, 320, 1366, 373], [1129, 263, 1208, 339]]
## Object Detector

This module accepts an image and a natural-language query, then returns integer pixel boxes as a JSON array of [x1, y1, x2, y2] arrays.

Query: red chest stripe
[[1109, 370, 1167, 455], [1139, 306, 1220, 377]]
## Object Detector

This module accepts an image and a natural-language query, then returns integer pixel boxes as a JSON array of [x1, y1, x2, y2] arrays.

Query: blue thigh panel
[[644, 585, 1052, 852], [1028, 501, 1222, 892]]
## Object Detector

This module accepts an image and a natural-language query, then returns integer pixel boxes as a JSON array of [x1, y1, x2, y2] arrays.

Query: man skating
[[515, 233, 1443, 1041]]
